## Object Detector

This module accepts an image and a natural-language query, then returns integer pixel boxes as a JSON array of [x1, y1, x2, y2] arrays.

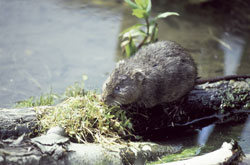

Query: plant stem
[[150, 23, 158, 42], [145, 17, 150, 36], [137, 17, 150, 50]]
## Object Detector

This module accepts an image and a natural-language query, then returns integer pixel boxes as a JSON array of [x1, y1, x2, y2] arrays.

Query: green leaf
[[135, 0, 151, 11], [124, 37, 137, 57], [135, 0, 147, 9], [124, 0, 138, 9], [132, 8, 148, 18], [130, 39, 137, 56], [146, 0, 151, 13], [155, 12, 179, 20], [119, 24, 144, 36], [121, 40, 130, 48], [125, 43, 131, 57], [122, 29, 146, 39]]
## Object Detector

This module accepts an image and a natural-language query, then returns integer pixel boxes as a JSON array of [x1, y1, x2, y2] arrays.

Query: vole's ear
[[132, 69, 145, 83]]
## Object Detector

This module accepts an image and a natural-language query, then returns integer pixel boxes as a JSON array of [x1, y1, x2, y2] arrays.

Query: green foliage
[[63, 75, 88, 98], [15, 90, 59, 108], [15, 75, 88, 108], [120, 0, 179, 57]]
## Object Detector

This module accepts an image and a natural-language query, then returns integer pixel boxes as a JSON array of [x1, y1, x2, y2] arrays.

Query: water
[[199, 120, 250, 155], [0, 0, 250, 157], [0, 0, 122, 107], [0, 0, 249, 107]]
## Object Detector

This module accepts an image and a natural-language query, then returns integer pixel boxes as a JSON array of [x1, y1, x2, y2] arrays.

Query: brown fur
[[101, 41, 197, 108], [101, 41, 250, 108]]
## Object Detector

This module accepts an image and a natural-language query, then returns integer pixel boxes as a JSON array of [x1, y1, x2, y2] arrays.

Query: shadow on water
[[0, 0, 250, 158]]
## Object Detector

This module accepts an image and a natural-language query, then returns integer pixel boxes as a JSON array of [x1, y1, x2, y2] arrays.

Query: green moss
[[147, 146, 199, 164], [219, 80, 250, 113]]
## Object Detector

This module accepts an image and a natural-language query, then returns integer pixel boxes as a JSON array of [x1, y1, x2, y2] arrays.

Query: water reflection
[[220, 33, 245, 75], [197, 124, 215, 147], [194, 119, 250, 155]]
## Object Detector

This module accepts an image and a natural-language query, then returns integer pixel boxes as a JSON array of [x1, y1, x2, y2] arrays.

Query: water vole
[[101, 41, 197, 108]]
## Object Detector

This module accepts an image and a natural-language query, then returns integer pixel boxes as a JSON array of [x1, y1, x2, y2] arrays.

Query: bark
[[0, 108, 37, 139]]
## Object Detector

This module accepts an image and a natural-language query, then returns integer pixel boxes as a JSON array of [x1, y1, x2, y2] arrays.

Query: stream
[[0, 0, 250, 159]]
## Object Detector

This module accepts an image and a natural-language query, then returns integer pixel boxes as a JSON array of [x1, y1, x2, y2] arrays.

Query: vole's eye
[[114, 86, 120, 91]]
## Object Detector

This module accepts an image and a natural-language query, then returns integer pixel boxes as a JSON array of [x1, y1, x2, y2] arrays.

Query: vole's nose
[[101, 94, 112, 105], [100, 94, 105, 103]]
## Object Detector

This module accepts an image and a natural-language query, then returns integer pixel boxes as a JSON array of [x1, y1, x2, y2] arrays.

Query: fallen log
[[1, 79, 249, 140], [0, 127, 181, 165], [158, 140, 244, 165], [0, 79, 249, 164], [0, 128, 245, 165], [125, 79, 250, 138], [0, 108, 37, 139]]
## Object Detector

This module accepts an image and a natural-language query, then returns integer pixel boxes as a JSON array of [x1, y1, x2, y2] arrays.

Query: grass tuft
[[35, 91, 134, 144], [15, 92, 59, 108], [16, 75, 136, 144]]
